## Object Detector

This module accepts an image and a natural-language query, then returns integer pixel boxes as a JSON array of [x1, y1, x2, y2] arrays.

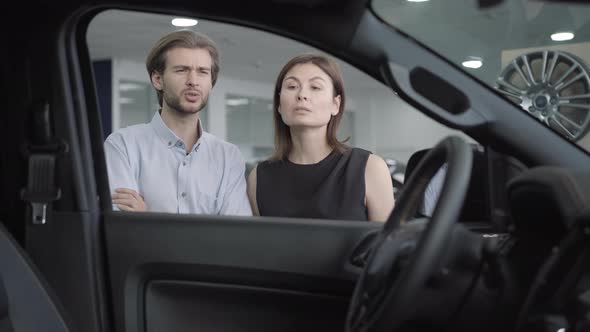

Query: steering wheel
[[346, 136, 473, 332]]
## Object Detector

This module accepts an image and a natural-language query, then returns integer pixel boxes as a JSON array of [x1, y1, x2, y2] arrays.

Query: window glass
[[87, 9, 471, 218], [226, 94, 274, 162], [118, 80, 156, 129], [372, 0, 590, 152]]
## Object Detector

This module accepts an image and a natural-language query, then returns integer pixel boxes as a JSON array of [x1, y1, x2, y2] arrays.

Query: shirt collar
[[150, 111, 206, 150]]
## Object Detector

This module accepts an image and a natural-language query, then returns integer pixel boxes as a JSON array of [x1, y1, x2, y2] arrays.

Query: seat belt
[[20, 101, 67, 225]]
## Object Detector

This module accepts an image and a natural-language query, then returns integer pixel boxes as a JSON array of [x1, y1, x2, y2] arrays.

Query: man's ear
[[332, 95, 341, 116], [151, 71, 163, 90]]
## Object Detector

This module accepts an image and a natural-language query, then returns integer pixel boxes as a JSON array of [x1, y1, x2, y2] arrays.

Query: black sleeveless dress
[[256, 148, 371, 221]]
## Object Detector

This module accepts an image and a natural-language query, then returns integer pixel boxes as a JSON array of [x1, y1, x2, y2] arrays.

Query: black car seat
[[0, 223, 71, 332]]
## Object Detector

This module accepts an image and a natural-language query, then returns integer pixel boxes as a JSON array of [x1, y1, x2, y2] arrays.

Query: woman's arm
[[365, 154, 395, 222], [247, 166, 261, 216]]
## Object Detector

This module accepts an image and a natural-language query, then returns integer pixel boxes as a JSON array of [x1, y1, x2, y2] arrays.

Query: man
[[104, 30, 252, 215]]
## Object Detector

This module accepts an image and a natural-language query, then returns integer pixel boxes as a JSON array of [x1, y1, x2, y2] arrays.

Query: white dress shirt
[[104, 112, 252, 216], [420, 164, 447, 216]]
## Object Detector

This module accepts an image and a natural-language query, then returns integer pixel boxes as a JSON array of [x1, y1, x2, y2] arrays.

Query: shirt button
[[168, 141, 172, 146], [182, 161, 186, 166], [181, 192, 186, 198]]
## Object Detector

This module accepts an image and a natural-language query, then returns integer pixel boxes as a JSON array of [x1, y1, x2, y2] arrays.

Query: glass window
[[118, 80, 155, 129], [372, 0, 590, 152], [87, 9, 470, 217], [226, 94, 274, 162]]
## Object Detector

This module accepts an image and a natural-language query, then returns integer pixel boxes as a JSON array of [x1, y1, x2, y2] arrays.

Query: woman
[[247, 54, 394, 222]]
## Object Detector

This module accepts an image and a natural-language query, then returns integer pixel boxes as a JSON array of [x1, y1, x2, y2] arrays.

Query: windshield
[[372, 0, 590, 152]]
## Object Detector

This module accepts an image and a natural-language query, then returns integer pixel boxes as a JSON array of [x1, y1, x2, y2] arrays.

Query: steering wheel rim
[[346, 136, 473, 332]]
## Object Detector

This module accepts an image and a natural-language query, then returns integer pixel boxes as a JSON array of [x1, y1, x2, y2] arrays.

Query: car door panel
[[104, 212, 379, 332], [145, 280, 349, 332]]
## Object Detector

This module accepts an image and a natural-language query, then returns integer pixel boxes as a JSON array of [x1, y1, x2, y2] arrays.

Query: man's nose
[[187, 70, 198, 86]]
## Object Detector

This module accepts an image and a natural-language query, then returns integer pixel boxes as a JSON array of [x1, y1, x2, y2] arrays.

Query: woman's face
[[278, 63, 341, 129]]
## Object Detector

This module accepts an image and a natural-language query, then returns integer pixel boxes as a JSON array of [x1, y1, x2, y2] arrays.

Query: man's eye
[[287, 85, 297, 89], [311, 86, 321, 90]]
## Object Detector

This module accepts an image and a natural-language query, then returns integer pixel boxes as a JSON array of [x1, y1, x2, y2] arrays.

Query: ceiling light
[[171, 18, 198, 27], [407, 0, 429, 2], [119, 97, 135, 104], [119, 83, 145, 92], [551, 32, 574, 41], [226, 98, 250, 106], [462, 58, 483, 69]]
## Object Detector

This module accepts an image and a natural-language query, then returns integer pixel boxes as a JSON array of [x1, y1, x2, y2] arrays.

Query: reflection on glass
[[119, 80, 154, 129], [226, 94, 274, 163], [371, 0, 590, 151]]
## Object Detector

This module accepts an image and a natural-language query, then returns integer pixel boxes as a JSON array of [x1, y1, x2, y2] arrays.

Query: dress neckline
[[285, 150, 337, 166]]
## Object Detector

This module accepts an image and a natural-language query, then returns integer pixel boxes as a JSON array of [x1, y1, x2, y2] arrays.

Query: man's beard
[[163, 91, 209, 114]]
